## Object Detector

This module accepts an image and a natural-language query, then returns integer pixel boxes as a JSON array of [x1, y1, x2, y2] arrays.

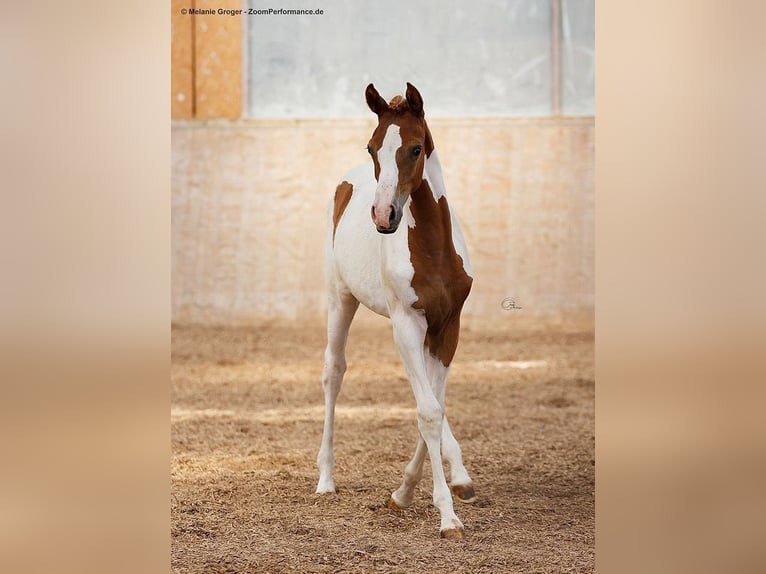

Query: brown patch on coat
[[408, 181, 472, 366], [332, 181, 353, 243]]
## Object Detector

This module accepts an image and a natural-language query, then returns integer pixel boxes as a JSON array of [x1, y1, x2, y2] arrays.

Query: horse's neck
[[409, 148, 452, 239], [423, 122, 445, 199]]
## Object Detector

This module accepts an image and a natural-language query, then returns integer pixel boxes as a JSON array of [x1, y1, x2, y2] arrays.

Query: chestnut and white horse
[[316, 83, 475, 539]]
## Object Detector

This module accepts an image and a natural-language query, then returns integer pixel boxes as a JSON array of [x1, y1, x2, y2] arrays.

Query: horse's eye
[[366, 145, 373, 155], [413, 145, 422, 157]]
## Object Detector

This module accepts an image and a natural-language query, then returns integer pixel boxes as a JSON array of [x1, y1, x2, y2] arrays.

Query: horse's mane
[[388, 95, 409, 112]]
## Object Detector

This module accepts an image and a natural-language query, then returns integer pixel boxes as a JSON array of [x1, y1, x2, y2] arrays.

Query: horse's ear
[[365, 84, 388, 116], [405, 82, 424, 117]]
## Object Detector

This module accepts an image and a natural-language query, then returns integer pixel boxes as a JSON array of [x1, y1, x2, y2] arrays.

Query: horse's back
[[326, 163, 389, 317]]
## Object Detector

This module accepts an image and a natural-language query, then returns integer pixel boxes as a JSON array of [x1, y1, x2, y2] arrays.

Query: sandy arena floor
[[171, 319, 594, 573]]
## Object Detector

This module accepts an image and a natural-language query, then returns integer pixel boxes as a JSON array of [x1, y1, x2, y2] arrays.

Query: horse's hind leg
[[316, 291, 359, 493], [388, 436, 427, 509], [442, 417, 476, 503]]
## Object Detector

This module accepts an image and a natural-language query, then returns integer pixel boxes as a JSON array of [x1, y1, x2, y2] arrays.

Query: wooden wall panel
[[171, 0, 193, 118], [194, 0, 242, 119]]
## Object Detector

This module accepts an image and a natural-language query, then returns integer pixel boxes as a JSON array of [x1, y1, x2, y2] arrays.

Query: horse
[[316, 83, 475, 539]]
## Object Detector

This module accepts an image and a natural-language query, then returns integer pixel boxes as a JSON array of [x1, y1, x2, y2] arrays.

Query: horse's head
[[365, 82, 433, 234]]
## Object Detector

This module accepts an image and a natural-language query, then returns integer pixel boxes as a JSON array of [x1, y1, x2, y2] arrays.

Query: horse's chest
[[380, 224, 472, 323], [411, 255, 472, 322], [408, 196, 472, 319], [378, 222, 419, 306]]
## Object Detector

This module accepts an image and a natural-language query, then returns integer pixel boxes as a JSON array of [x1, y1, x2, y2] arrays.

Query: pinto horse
[[316, 83, 475, 539]]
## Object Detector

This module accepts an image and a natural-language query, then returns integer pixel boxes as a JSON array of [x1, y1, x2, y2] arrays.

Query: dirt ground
[[171, 319, 594, 573]]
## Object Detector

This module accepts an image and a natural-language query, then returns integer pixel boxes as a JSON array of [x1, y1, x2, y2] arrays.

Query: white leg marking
[[391, 353, 473, 506], [390, 307, 463, 534], [425, 353, 473, 489], [392, 416, 473, 507], [442, 418, 473, 488], [316, 293, 359, 493]]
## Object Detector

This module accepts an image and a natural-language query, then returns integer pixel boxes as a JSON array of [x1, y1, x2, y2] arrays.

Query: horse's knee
[[417, 406, 444, 439], [322, 351, 346, 389], [417, 405, 443, 424]]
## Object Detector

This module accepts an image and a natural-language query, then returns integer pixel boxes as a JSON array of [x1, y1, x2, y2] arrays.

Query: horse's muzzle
[[376, 223, 399, 234], [372, 204, 401, 234]]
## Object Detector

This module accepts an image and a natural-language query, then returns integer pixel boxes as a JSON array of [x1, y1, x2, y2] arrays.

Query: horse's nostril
[[389, 207, 396, 225]]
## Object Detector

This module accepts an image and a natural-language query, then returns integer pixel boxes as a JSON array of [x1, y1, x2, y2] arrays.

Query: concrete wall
[[172, 117, 593, 326]]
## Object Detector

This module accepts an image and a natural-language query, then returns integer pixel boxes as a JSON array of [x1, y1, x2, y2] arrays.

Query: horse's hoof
[[385, 497, 404, 510], [451, 483, 477, 504], [315, 481, 336, 494], [440, 526, 465, 540]]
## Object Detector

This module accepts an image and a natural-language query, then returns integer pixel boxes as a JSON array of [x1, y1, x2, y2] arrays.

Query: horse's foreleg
[[426, 352, 476, 503], [390, 351, 475, 507], [389, 415, 475, 508], [316, 292, 359, 494], [390, 308, 464, 539]]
